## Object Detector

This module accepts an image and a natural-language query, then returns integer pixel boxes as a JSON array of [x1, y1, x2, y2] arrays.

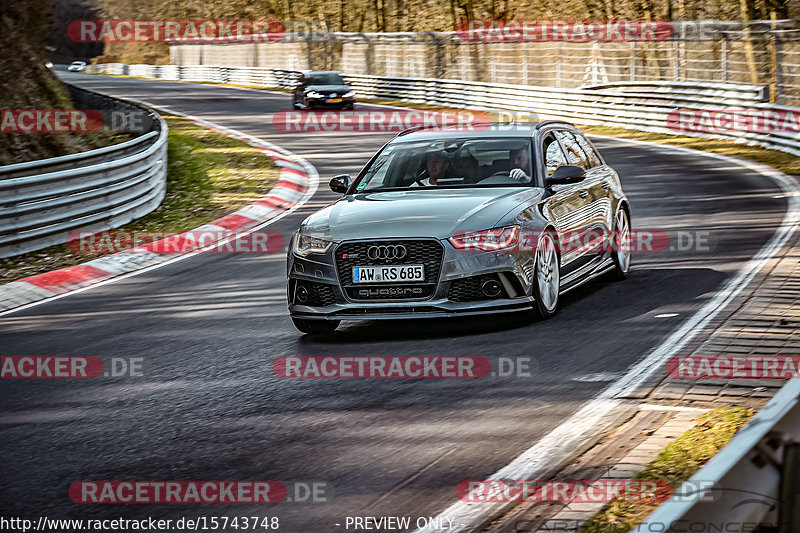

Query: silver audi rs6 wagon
[[287, 121, 631, 334]]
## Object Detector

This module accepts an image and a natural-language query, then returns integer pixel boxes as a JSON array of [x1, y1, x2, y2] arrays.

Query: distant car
[[44, 61, 54, 69], [67, 61, 87, 72], [287, 121, 631, 334], [292, 71, 354, 110]]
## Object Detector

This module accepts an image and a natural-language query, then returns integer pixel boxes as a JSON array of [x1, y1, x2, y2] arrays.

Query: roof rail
[[535, 119, 575, 129], [395, 125, 426, 137], [395, 120, 536, 137]]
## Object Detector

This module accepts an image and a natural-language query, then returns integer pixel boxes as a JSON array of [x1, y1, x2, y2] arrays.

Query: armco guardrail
[[0, 85, 168, 258], [637, 379, 800, 532], [87, 63, 800, 157]]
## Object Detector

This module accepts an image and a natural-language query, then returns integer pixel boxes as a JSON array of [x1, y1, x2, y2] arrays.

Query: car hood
[[301, 188, 543, 241], [305, 84, 350, 94]]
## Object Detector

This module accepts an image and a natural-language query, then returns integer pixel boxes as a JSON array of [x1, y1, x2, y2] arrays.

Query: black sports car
[[292, 71, 355, 110]]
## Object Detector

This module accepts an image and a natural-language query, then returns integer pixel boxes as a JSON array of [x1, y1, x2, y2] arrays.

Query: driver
[[509, 147, 533, 183], [413, 151, 449, 186]]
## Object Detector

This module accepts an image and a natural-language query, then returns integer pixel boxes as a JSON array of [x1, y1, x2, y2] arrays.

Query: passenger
[[414, 152, 449, 186]]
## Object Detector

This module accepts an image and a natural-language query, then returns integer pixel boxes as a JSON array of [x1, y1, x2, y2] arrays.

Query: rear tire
[[608, 208, 631, 281], [292, 318, 340, 334], [527, 230, 561, 320]]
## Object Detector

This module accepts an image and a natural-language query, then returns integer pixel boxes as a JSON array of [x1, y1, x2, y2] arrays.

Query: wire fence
[[168, 20, 800, 106]]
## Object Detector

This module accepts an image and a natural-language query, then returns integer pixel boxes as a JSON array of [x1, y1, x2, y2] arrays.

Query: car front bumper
[[287, 238, 538, 320], [306, 96, 355, 108]]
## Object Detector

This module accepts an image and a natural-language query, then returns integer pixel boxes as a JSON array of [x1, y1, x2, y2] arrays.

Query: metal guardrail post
[[556, 42, 563, 87], [779, 442, 800, 533], [774, 34, 785, 105], [722, 37, 729, 83]]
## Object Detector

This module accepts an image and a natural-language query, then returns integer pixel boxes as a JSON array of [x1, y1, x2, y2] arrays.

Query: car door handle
[[578, 191, 589, 199]]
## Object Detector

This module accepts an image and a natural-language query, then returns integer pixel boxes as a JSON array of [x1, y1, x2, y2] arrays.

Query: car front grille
[[335, 240, 444, 301], [447, 274, 508, 302]]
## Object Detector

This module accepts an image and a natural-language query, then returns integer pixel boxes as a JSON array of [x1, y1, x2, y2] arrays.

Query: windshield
[[354, 138, 535, 191], [306, 73, 345, 85]]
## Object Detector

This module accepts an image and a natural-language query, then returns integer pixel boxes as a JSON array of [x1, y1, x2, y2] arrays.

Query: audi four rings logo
[[367, 245, 408, 260]]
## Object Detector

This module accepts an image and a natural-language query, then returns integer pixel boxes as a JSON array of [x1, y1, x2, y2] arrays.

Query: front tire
[[528, 230, 561, 320], [292, 318, 340, 334], [608, 208, 631, 281]]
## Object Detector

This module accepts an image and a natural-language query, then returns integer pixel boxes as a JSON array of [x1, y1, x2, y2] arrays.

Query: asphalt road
[[0, 72, 789, 531]]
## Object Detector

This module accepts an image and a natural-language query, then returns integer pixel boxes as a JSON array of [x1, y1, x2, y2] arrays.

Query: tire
[[292, 318, 340, 334], [608, 208, 631, 281], [527, 230, 561, 320]]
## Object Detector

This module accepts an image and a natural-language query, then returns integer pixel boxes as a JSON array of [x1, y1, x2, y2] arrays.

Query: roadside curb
[[0, 107, 318, 315]]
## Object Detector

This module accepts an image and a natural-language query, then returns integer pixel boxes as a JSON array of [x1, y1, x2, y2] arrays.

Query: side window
[[575, 134, 603, 168], [555, 131, 590, 169], [543, 133, 568, 176]]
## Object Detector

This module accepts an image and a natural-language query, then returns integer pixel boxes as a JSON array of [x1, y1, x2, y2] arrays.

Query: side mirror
[[329, 174, 352, 194], [547, 165, 586, 186]]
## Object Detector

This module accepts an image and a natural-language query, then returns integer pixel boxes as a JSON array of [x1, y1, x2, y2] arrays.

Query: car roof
[[391, 120, 577, 142]]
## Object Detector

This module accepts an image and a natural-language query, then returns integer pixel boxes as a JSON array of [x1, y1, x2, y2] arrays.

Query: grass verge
[[0, 115, 279, 284], [578, 406, 754, 533], [580, 125, 800, 178]]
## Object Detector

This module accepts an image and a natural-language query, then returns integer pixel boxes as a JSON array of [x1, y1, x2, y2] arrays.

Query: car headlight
[[293, 234, 333, 256], [306, 91, 323, 99], [343, 91, 355, 98], [449, 225, 521, 251]]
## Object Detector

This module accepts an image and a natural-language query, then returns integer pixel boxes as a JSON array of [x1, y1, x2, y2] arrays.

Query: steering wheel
[[414, 168, 430, 186]]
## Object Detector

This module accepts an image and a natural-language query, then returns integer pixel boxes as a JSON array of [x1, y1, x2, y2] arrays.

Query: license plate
[[327, 98, 343, 103], [352, 265, 424, 283]]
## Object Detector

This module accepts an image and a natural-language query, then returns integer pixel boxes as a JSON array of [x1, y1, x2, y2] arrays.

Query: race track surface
[[0, 72, 789, 531]]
